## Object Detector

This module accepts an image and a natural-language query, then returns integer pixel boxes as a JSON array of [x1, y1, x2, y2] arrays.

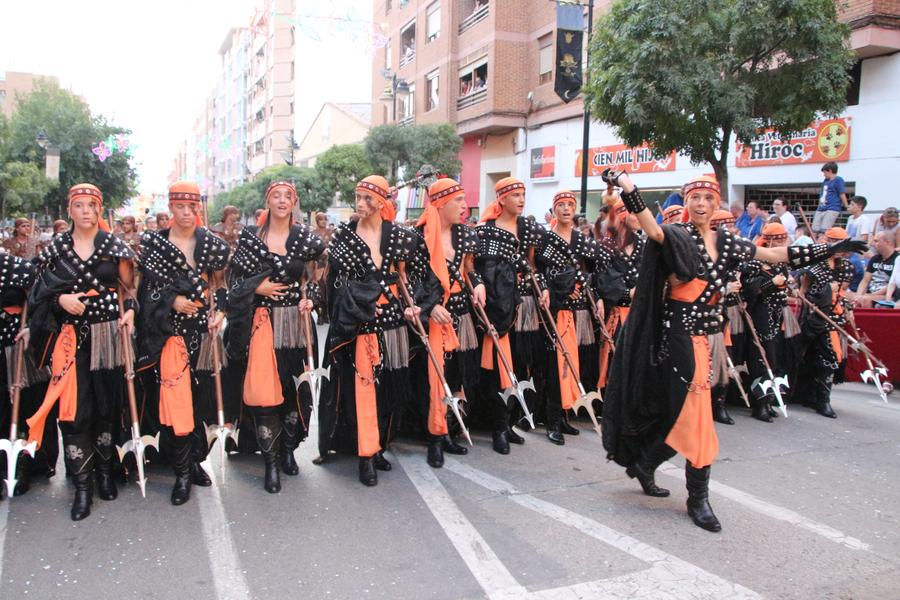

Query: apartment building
[[296, 102, 372, 168], [0, 71, 60, 119], [372, 0, 900, 219]]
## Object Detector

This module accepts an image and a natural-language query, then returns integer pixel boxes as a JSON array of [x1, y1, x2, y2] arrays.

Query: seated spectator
[[845, 196, 874, 243], [873, 206, 899, 246], [882, 254, 900, 308], [771, 197, 797, 239], [736, 201, 764, 240], [849, 231, 899, 308], [792, 225, 814, 246]]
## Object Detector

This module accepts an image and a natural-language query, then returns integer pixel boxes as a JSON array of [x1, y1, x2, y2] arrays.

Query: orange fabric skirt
[[556, 310, 580, 410], [159, 336, 195, 436], [355, 332, 382, 457], [427, 320, 460, 436], [243, 307, 284, 407], [598, 306, 629, 389], [481, 333, 513, 389], [665, 335, 719, 468], [27, 324, 78, 449]]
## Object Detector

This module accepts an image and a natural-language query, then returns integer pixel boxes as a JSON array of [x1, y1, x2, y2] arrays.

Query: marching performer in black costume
[[475, 177, 547, 455], [536, 190, 612, 445], [795, 227, 856, 419], [741, 222, 798, 422], [318, 175, 423, 486], [136, 181, 230, 506], [225, 180, 325, 492], [27, 183, 135, 520], [601, 170, 865, 532]]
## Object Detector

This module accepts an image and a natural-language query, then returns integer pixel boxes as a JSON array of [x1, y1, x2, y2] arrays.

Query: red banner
[[530, 146, 556, 179], [735, 118, 851, 168], [576, 143, 676, 177]]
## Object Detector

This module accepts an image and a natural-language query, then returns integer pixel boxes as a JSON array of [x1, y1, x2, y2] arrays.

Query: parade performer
[[597, 200, 644, 390], [225, 181, 325, 492], [795, 227, 856, 419], [117, 216, 142, 254], [26, 183, 135, 520], [475, 178, 547, 455], [740, 223, 797, 422], [135, 181, 230, 505], [318, 175, 422, 486], [3, 218, 40, 260], [413, 177, 483, 468], [211, 205, 244, 254], [601, 170, 865, 532], [0, 251, 51, 497], [536, 190, 612, 445]]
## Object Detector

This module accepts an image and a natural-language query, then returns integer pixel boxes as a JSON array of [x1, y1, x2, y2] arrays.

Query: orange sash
[[598, 306, 629, 389], [27, 324, 78, 449], [243, 307, 284, 407], [556, 310, 580, 410], [159, 336, 194, 436], [481, 333, 513, 389], [355, 332, 382, 457], [665, 337, 719, 468], [427, 321, 460, 436]]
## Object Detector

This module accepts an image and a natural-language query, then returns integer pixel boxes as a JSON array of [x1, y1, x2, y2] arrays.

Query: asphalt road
[[2, 380, 899, 600]]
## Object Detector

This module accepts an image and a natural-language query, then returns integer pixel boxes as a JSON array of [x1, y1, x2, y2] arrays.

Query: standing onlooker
[[849, 231, 899, 308], [771, 197, 798, 239], [812, 162, 848, 234], [873, 206, 900, 246], [52, 219, 69, 235], [736, 201, 764, 240], [155, 212, 170, 230], [145, 216, 157, 231], [845, 196, 874, 242]]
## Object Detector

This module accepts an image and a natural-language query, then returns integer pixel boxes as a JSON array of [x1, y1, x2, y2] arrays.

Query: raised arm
[[601, 169, 664, 243]]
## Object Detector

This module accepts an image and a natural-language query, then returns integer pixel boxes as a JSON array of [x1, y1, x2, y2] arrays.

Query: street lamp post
[[379, 70, 410, 123]]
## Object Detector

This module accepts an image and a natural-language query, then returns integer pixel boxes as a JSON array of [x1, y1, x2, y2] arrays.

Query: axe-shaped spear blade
[[396, 267, 476, 445], [845, 310, 891, 404], [738, 302, 789, 417], [1, 303, 36, 498], [298, 280, 329, 422], [115, 284, 159, 497], [528, 272, 603, 439], [726, 355, 751, 408], [463, 276, 536, 430]]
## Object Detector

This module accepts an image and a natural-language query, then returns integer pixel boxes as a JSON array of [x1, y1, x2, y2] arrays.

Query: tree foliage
[[584, 0, 855, 198], [5, 80, 137, 217], [365, 123, 462, 183], [209, 165, 327, 222], [314, 144, 373, 207]]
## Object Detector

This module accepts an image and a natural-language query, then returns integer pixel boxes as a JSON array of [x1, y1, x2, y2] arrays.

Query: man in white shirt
[[883, 254, 900, 308], [845, 196, 874, 242], [772, 197, 797, 239]]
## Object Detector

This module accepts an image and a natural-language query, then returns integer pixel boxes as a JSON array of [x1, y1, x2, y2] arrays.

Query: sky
[[0, 0, 375, 195]]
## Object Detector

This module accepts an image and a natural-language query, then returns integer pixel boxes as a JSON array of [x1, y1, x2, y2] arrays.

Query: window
[[400, 21, 416, 66], [385, 39, 392, 70], [539, 34, 553, 85], [458, 60, 488, 109], [290, 60, 295, 81], [403, 84, 416, 119], [385, 0, 391, 13], [426, 2, 441, 42], [847, 60, 862, 106], [426, 70, 440, 111]]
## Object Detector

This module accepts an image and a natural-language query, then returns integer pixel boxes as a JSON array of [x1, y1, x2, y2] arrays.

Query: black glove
[[828, 239, 868, 256], [600, 167, 625, 187]]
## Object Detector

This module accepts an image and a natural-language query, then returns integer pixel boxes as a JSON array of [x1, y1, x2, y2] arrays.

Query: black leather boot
[[685, 462, 722, 532], [190, 431, 212, 486], [427, 436, 444, 468], [816, 375, 837, 418], [712, 399, 734, 425], [94, 428, 118, 501], [373, 451, 392, 471], [507, 427, 525, 445], [559, 415, 580, 435], [441, 435, 468, 455], [751, 395, 773, 423], [625, 441, 675, 497], [492, 429, 510, 455], [546, 421, 565, 446], [170, 435, 193, 506], [12, 451, 31, 497], [254, 414, 282, 493], [279, 409, 301, 476], [63, 433, 95, 521], [358, 456, 377, 486]]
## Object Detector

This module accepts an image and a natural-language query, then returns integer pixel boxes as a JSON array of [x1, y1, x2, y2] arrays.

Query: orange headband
[[550, 190, 577, 228], [258, 180, 298, 227], [825, 227, 848, 242], [68, 183, 110, 232], [480, 177, 525, 223], [356, 175, 395, 221], [756, 222, 788, 246], [168, 180, 204, 226]]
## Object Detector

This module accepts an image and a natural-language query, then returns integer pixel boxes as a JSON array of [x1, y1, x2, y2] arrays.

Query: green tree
[[313, 144, 373, 208], [6, 79, 137, 216], [364, 124, 462, 184], [0, 160, 58, 219], [584, 0, 855, 200]]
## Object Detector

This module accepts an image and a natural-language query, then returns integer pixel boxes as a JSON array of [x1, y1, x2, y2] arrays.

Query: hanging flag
[[555, 1, 584, 103]]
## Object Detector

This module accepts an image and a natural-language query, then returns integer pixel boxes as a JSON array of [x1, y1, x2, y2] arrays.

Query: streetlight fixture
[[380, 70, 410, 123]]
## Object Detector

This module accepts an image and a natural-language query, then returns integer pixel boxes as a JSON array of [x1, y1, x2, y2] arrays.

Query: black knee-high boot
[[190, 430, 212, 486], [279, 408, 301, 476], [170, 434, 193, 506], [253, 413, 282, 493], [626, 440, 676, 497], [685, 461, 721, 532], [814, 372, 837, 418], [63, 433, 95, 521], [94, 425, 118, 501]]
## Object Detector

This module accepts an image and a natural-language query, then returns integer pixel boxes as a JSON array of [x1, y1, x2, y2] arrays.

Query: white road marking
[[198, 457, 253, 600], [394, 451, 529, 600], [0, 502, 8, 590], [659, 461, 870, 551], [396, 449, 760, 599]]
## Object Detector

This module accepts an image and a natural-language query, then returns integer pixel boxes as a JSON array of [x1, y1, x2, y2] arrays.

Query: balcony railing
[[459, 4, 489, 34], [399, 50, 416, 67], [457, 87, 487, 110], [398, 115, 415, 126]]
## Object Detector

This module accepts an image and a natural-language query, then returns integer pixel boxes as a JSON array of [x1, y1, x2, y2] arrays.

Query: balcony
[[457, 87, 487, 110], [400, 48, 416, 68], [398, 115, 415, 126], [459, 1, 489, 34]]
